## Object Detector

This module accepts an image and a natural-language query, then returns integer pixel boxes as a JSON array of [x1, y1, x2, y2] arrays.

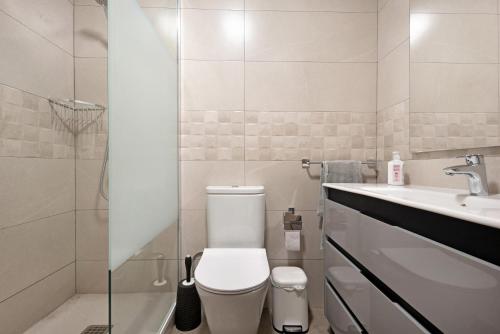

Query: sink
[[323, 183, 500, 229]]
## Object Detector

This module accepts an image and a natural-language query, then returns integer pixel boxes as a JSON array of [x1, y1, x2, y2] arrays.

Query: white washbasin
[[323, 183, 500, 230]]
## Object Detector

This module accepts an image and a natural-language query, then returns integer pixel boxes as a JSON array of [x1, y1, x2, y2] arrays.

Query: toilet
[[194, 186, 270, 334]]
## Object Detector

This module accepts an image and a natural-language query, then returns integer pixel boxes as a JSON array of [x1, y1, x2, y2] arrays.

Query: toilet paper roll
[[285, 230, 301, 251]]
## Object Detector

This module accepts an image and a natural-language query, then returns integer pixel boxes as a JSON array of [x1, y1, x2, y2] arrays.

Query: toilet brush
[[175, 255, 201, 331]]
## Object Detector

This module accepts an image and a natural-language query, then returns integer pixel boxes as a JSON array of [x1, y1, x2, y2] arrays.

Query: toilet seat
[[195, 248, 270, 295]]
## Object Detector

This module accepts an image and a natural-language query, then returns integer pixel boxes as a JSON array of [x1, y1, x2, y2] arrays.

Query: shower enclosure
[[0, 0, 179, 333]]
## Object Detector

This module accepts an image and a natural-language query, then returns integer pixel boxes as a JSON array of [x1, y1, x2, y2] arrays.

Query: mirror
[[410, 1, 500, 152]]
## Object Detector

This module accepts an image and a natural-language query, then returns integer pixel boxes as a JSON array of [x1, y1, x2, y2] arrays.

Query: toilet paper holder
[[283, 208, 302, 230]]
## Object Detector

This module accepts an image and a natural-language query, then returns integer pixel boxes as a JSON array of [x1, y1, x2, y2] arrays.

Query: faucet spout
[[443, 155, 489, 196]]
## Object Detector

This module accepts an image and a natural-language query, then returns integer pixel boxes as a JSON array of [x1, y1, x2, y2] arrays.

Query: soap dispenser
[[388, 151, 404, 185]]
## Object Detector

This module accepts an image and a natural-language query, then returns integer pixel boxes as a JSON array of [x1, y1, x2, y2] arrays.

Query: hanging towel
[[318, 160, 363, 248]]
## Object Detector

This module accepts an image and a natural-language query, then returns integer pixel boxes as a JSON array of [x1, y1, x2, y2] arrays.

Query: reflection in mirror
[[409, 1, 500, 152]]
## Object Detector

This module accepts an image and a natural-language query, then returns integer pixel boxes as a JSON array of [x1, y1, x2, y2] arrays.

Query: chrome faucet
[[443, 155, 489, 196]]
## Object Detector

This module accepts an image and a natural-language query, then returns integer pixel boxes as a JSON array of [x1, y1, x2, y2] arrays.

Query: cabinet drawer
[[325, 241, 429, 334], [325, 280, 364, 334], [357, 214, 500, 334], [324, 199, 361, 256]]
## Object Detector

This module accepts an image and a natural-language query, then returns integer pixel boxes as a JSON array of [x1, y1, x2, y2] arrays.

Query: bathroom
[[0, 0, 499, 333]]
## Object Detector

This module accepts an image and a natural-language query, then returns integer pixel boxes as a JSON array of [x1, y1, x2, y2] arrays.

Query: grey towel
[[318, 160, 363, 247]]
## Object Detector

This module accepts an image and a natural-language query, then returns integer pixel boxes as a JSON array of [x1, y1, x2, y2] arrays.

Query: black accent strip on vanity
[[327, 237, 443, 334], [327, 188, 500, 267]]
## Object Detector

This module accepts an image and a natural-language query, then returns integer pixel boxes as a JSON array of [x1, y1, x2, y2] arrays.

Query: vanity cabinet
[[324, 195, 500, 334]]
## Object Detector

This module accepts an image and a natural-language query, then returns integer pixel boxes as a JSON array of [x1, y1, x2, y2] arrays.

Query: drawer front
[[324, 280, 363, 334], [324, 199, 361, 256], [325, 241, 429, 334], [357, 214, 500, 334]]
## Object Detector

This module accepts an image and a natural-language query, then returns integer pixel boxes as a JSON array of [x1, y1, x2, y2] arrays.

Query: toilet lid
[[195, 248, 270, 294]]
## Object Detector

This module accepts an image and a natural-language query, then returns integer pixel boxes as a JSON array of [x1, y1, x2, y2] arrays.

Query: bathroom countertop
[[323, 183, 500, 230]]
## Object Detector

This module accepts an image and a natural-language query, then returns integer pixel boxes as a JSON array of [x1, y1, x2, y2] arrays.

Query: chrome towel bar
[[301, 158, 377, 170]]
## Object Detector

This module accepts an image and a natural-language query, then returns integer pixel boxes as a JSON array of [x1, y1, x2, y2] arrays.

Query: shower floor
[[24, 292, 176, 334], [24, 294, 107, 334]]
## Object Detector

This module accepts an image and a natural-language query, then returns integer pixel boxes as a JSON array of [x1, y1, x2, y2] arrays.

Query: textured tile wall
[[74, 0, 109, 294], [0, 1, 76, 332], [377, 0, 500, 191], [180, 0, 379, 308]]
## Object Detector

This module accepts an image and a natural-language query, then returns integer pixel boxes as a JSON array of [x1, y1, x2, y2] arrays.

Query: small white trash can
[[271, 266, 309, 333]]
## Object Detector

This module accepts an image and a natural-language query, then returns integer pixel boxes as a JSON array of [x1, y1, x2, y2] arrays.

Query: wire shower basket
[[49, 99, 106, 135]]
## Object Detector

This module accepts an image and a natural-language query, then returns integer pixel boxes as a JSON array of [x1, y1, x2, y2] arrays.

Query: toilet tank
[[206, 186, 265, 248]]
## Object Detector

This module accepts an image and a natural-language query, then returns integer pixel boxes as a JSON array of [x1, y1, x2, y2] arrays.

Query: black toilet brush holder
[[175, 255, 201, 331]]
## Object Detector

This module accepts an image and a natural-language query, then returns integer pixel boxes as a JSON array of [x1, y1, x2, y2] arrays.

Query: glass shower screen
[[108, 0, 178, 332]]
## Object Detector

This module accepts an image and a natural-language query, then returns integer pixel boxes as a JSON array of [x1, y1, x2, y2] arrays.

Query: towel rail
[[301, 158, 377, 170]]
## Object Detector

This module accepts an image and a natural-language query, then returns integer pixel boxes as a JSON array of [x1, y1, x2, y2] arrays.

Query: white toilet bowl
[[195, 248, 270, 334]]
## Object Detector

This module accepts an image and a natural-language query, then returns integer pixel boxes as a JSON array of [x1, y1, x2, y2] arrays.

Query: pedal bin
[[271, 266, 309, 333]]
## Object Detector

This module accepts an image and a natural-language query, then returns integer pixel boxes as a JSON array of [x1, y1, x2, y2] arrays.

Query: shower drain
[[81, 325, 111, 334]]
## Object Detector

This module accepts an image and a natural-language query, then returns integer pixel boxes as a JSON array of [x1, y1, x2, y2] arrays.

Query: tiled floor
[[172, 307, 331, 334], [24, 294, 330, 334]]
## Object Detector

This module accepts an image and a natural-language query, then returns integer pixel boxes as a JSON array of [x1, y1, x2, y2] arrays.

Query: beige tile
[[76, 261, 108, 293], [245, 62, 377, 112], [111, 259, 178, 293], [78, 0, 172, 6], [0, 85, 76, 159], [74, 5, 108, 58], [269, 259, 324, 308], [266, 210, 322, 261], [410, 13, 498, 63], [181, 110, 244, 161], [76, 210, 108, 261], [0, 263, 75, 334], [246, 0, 377, 12], [76, 159, 109, 210], [245, 11, 377, 62], [181, 60, 244, 110], [0, 11, 74, 99], [377, 40, 409, 110], [245, 161, 321, 211], [485, 156, 500, 194], [0, 211, 75, 302], [410, 0, 497, 14], [180, 161, 245, 210], [181, 210, 207, 257], [245, 111, 376, 161], [181, 9, 243, 60], [404, 158, 472, 189], [410, 112, 500, 152], [139, 0, 178, 8], [75, 57, 108, 107], [378, 0, 409, 59], [377, 100, 410, 160], [0, 157, 75, 229], [378, 0, 391, 10], [75, 120, 108, 160], [74, 0, 100, 4], [181, 0, 243, 9], [0, 0, 74, 54], [410, 63, 498, 114]]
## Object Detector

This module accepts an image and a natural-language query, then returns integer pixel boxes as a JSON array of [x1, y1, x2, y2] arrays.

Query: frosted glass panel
[[108, 0, 178, 271]]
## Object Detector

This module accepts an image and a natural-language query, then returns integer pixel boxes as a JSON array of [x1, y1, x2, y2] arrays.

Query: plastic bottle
[[388, 151, 404, 185]]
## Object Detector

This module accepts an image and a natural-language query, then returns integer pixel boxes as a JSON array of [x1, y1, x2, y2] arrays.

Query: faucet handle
[[457, 154, 483, 166]]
